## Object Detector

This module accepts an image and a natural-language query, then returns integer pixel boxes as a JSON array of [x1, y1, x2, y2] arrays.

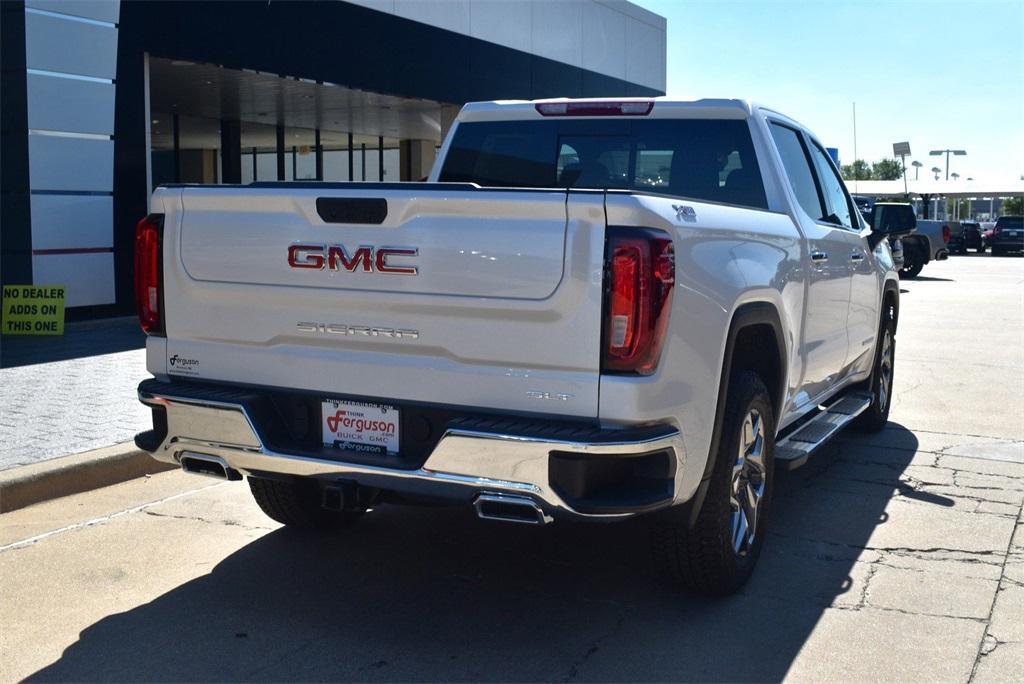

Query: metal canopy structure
[[847, 179, 1024, 199]]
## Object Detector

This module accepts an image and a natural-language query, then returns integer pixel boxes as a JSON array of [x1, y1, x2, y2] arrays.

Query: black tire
[[651, 371, 775, 596], [976, 245, 986, 254], [854, 302, 896, 433], [991, 247, 1003, 257], [249, 477, 363, 530], [899, 244, 924, 278]]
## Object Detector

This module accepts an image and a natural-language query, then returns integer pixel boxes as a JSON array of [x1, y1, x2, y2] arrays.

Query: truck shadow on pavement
[[31, 425, 941, 682]]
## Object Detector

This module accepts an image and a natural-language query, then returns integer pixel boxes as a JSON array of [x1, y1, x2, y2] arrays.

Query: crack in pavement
[[561, 615, 626, 683], [143, 509, 274, 532], [969, 501, 1024, 682], [0, 482, 228, 553]]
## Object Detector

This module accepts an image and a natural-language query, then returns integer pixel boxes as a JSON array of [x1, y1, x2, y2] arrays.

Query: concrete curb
[[0, 443, 176, 514]]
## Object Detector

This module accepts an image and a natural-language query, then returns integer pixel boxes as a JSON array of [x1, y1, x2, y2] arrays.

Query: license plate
[[322, 399, 400, 455]]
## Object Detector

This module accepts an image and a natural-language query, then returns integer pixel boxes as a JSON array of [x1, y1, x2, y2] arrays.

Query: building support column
[[220, 119, 241, 184], [276, 125, 285, 180], [315, 129, 323, 181], [347, 133, 354, 181], [440, 104, 460, 143], [400, 140, 436, 181]]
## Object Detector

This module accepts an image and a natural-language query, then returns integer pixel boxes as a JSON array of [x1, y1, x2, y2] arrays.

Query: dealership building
[[1, 0, 667, 319]]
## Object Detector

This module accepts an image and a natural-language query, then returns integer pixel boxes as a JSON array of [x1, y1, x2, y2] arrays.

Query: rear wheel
[[249, 477, 364, 530], [855, 303, 896, 432], [651, 371, 774, 596]]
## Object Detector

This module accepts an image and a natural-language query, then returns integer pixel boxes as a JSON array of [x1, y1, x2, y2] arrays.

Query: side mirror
[[868, 203, 916, 248]]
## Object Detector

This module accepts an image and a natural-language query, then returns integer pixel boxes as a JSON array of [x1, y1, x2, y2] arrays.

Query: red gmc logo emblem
[[287, 244, 418, 275]]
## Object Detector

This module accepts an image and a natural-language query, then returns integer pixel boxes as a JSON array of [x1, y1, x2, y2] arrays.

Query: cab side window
[[807, 142, 855, 230]]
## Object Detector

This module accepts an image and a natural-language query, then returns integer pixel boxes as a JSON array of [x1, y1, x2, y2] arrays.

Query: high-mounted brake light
[[134, 214, 164, 335], [535, 100, 654, 117], [602, 229, 675, 375]]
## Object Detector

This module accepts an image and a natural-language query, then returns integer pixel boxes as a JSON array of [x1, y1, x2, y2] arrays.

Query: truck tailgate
[[156, 185, 606, 418]]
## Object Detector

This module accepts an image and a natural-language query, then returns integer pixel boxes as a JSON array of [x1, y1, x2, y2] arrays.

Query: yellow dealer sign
[[2, 285, 66, 335]]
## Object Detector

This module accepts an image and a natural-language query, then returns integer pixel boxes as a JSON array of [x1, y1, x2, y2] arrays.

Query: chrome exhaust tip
[[179, 452, 242, 481], [474, 492, 552, 525]]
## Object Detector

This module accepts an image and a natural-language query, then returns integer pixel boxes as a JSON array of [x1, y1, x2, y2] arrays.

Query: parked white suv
[[134, 98, 913, 594]]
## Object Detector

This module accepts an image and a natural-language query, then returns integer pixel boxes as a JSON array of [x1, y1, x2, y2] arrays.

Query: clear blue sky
[[633, 0, 1024, 181]]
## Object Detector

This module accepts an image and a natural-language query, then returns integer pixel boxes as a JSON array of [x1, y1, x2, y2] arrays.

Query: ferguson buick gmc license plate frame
[[322, 399, 400, 456]]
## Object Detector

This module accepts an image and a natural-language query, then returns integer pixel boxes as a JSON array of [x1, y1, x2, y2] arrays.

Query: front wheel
[[650, 371, 775, 596], [899, 244, 924, 278], [855, 304, 896, 432]]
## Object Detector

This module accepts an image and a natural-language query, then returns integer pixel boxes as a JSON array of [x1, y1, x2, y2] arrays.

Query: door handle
[[810, 251, 829, 263], [850, 251, 864, 262]]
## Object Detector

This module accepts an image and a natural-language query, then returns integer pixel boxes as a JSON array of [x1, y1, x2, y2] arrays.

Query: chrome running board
[[775, 392, 873, 471]]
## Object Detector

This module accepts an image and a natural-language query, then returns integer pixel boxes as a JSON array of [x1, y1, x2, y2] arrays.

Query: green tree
[[841, 159, 871, 181], [1002, 196, 1023, 215], [871, 158, 905, 181]]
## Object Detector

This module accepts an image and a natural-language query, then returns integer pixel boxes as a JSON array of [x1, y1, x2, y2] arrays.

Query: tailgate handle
[[316, 198, 387, 224]]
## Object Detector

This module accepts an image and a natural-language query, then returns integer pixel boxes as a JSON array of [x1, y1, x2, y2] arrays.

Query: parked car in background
[[853, 194, 905, 270], [949, 221, 985, 254], [900, 219, 950, 278], [989, 216, 1024, 255]]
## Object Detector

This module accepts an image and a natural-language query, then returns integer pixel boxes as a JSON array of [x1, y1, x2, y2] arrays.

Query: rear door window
[[440, 118, 768, 209], [769, 123, 824, 222]]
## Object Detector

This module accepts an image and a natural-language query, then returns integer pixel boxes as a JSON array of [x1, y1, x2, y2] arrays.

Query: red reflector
[[535, 100, 654, 117], [603, 229, 675, 375], [942, 225, 950, 243], [134, 215, 163, 335]]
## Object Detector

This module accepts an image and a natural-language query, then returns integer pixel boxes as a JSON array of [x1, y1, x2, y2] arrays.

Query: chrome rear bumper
[[137, 382, 686, 520]]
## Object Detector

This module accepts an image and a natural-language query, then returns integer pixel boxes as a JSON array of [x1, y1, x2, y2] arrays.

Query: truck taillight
[[602, 229, 674, 375], [942, 225, 950, 243], [134, 214, 164, 335]]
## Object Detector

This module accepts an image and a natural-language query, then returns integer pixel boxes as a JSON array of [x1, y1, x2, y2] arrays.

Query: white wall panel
[[26, 0, 119, 24], [394, 0, 470, 36], [27, 72, 115, 135], [344, 0, 664, 91], [30, 194, 113, 250], [531, 0, 583, 68], [625, 18, 665, 91], [471, 0, 532, 54], [25, 11, 118, 79], [28, 135, 113, 192], [31, 252, 115, 307], [581, 0, 626, 80]]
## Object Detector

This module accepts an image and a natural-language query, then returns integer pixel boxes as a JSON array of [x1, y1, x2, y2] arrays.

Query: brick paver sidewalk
[[0, 319, 151, 471]]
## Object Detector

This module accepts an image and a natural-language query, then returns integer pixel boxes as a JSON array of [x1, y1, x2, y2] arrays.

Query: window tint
[[807, 141, 855, 230], [769, 123, 823, 221], [440, 119, 768, 209]]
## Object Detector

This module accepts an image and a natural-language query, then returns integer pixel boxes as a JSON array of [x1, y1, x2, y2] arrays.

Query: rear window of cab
[[439, 118, 768, 210]]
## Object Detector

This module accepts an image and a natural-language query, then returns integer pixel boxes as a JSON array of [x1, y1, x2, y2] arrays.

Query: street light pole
[[930, 149, 967, 181]]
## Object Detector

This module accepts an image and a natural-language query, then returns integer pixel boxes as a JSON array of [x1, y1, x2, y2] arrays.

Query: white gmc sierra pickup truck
[[134, 98, 915, 595]]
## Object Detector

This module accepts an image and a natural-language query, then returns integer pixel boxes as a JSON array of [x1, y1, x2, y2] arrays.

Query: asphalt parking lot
[[2, 255, 1022, 682]]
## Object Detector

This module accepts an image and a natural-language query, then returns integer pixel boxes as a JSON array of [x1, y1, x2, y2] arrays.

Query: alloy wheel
[[878, 329, 894, 411], [730, 409, 767, 556]]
